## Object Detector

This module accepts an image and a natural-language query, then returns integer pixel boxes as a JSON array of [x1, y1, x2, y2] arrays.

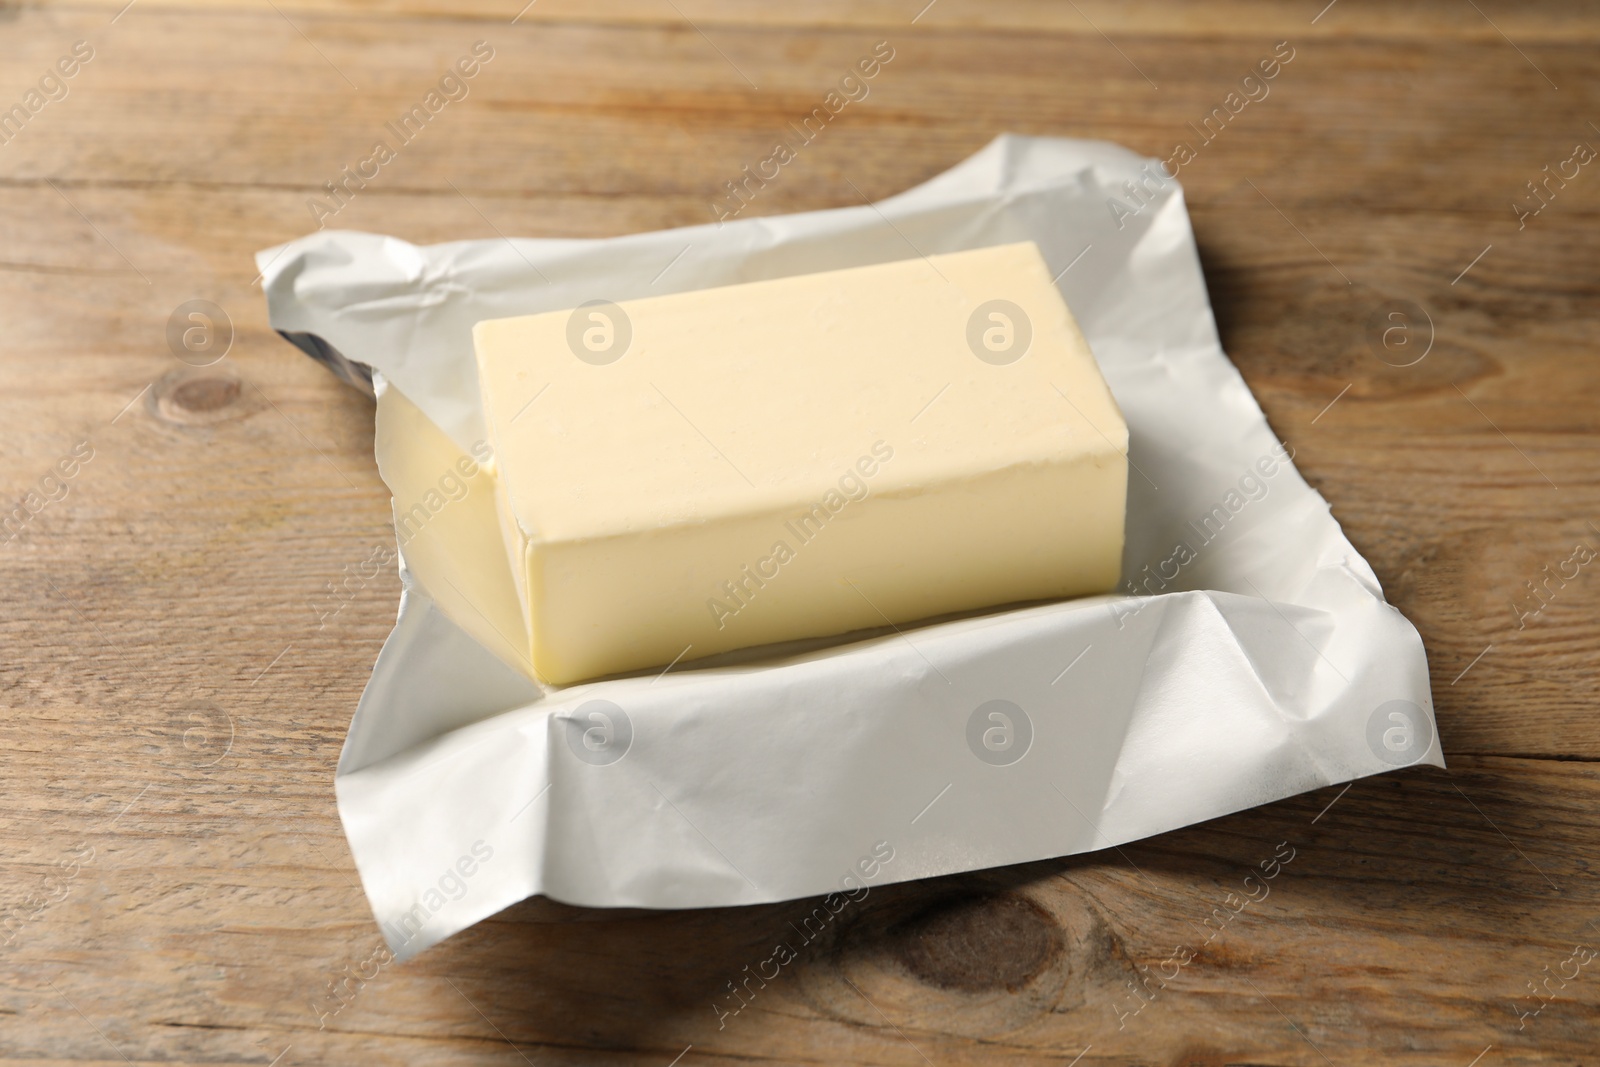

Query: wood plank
[[3, 748, 1598, 1063], [2, 10, 1597, 217], [31, 0, 1600, 42]]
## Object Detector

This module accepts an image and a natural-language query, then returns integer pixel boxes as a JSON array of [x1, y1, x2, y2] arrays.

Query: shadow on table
[[411, 763, 1587, 1059]]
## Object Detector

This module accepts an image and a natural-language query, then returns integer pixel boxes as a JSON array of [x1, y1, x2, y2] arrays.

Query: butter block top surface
[[473, 241, 1125, 542]]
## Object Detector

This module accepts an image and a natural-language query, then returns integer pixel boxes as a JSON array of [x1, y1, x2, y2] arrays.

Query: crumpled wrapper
[[259, 134, 1440, 960]]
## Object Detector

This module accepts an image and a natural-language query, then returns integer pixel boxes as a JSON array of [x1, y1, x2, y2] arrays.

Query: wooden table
[[3, 1, 1597, 1062]]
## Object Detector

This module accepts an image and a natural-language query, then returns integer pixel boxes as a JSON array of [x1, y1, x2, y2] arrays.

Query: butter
[[472, 240, 1128, 685], [376, 383, 531, 675]]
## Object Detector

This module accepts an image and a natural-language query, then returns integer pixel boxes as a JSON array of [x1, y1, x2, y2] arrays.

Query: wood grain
[[30, 0, 1600, 41], [1, 1, 1597, 1063]]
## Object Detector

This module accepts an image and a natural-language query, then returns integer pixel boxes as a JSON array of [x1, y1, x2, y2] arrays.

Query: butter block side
[[526, 449, 1127, 684], [374, 383, 533, 678]]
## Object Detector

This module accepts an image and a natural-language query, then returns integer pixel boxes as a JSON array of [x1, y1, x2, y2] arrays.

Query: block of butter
[[471, 241, 1128, 685]]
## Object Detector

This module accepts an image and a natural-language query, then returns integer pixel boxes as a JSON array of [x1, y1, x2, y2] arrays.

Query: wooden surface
[[2, 0, 1598, 1063]]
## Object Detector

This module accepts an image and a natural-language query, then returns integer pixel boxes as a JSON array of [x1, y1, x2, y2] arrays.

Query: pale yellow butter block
[[375, 383, 531, 676], [472, 240, 1128, 685]]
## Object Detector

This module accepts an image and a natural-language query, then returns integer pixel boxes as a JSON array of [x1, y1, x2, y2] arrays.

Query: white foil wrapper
[[259, 135, 1440, 961]]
